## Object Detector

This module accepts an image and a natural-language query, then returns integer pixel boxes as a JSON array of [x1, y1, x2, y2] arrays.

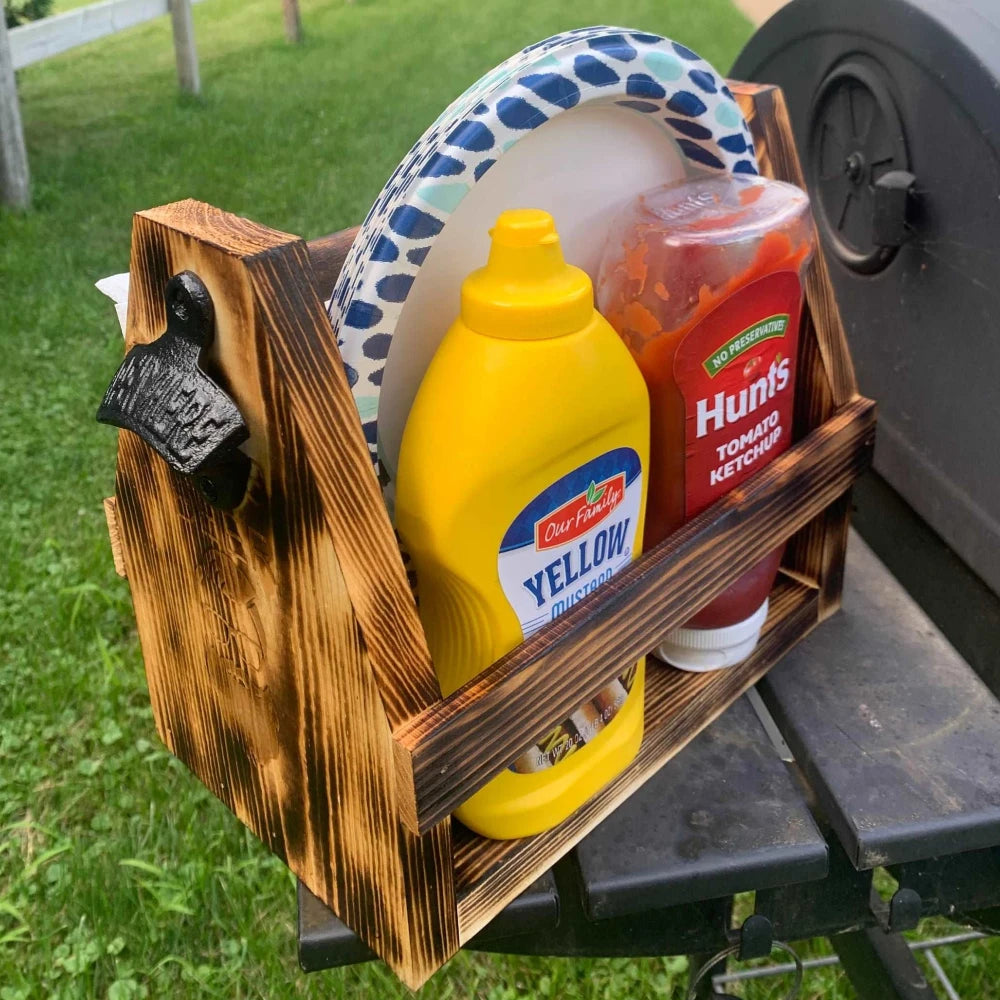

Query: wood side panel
[[786, 309, 853, 615], [396, 398, 875, 833], [242, 235, 456, 982], [136, 201, 439, 731], [733, 82, 858, 614], [242, 236, 442, 728], [453, 579, 819, 941], [115, 203, 455, 988], [305, 223, 426, 833], [306, 226, 359, 296]]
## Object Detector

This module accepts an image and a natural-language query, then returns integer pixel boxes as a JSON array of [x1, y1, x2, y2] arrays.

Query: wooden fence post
[[282, 0, 302, 43], [169, 0, 200, 95], [0, 14, 30, 209]]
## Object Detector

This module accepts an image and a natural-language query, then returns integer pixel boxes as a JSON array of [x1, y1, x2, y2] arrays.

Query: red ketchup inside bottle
[[598, 175, 815, 671]]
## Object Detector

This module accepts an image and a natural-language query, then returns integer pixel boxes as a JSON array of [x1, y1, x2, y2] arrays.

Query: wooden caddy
[[103, 83, 875, 988]]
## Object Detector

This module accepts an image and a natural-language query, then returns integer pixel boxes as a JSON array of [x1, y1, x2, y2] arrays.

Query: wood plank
[[785, 308, 852, 615], [115, 202, 455, 988], [395, 397, 875, 834], [305, 226, 359, 298], [452, 579, 819, 943], [0, 15, 29, 209], [8, 0, 203, 70], [733, 81, 856, 616], [103, 496, 128, 578]]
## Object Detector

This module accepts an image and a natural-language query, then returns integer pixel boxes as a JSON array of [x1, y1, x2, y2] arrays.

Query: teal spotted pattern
[[328, 27, 758, 478]]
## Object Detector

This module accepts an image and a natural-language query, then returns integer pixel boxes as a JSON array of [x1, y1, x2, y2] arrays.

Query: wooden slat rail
[[7, 0, 204, 70], [393, 395, 876, 834], [452, 577, 819, 940]]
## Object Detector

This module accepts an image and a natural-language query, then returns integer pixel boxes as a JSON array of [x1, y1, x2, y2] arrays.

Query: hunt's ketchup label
[[674, 272, 801, 517], [596, 175, 816, 636], [498, 449, 642, 771]]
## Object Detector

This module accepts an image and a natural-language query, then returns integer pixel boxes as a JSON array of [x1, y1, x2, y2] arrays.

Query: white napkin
[[96, 272, 130, 337]]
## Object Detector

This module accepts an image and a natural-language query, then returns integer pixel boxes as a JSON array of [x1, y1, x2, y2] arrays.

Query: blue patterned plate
[[327, 27, 758, 500]]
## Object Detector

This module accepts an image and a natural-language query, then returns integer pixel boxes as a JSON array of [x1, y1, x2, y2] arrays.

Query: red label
[[673, 272, 803, 518], [534, 473, 626, 550]]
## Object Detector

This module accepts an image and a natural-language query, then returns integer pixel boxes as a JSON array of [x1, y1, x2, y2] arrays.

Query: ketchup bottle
[[597, 175, 815, 671]]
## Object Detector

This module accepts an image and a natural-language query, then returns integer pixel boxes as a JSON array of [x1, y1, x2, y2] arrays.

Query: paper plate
[[327, 27, 759, 497]]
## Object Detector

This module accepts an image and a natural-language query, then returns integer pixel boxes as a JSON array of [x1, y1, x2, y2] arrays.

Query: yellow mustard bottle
[[396, 209, 650, 839]]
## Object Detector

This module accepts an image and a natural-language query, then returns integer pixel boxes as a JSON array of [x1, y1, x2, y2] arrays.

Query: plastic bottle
[[597, 175, 815, 671], [396, 209, 649, 839]]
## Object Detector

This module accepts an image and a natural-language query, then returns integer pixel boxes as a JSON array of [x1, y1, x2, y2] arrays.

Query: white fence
[[0, 0, 202, 208], [8, 0, 204, 70]]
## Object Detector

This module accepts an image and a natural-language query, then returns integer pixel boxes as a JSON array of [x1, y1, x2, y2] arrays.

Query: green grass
[[50, 0, 95, 12], [2, 0, 999, 997]]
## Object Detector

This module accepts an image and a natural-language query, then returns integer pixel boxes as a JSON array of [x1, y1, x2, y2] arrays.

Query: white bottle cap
[[656, 598, 769, 673]]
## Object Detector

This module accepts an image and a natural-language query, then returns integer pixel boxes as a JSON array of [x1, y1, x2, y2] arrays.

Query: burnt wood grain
[[134, 201, 440, 732], [103, 83, 873, 990], [734, 82, 857, 618], [306, 227, 359, 297], [784, 304, 853, 615], [452, 579, 819, 942], [394, 397, 875, 834], [113, 201, 455, 988]]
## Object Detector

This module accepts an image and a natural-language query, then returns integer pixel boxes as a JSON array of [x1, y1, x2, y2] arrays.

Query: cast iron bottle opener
[[97, 271, 251, 509]]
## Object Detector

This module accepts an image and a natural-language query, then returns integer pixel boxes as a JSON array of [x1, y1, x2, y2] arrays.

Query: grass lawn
[[2, 0, 999, 997]]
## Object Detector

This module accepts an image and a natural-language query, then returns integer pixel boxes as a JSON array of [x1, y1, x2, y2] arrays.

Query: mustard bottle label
[[498, 448, 642, 772]]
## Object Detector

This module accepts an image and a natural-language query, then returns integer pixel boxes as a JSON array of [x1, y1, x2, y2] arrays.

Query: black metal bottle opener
[[97, 271, 251, 509]]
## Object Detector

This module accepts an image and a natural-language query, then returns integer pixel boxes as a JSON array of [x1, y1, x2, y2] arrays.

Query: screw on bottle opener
[[686, 941, 803, 1000], [97, 271, 251, 510]]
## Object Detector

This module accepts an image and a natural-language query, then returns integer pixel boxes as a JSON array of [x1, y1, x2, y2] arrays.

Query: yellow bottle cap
[[461, 209, 594, 340]]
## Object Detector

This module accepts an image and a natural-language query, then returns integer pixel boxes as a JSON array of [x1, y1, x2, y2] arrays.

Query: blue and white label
[[498, 448, 643, 772], [499, 448, 643, 637]]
